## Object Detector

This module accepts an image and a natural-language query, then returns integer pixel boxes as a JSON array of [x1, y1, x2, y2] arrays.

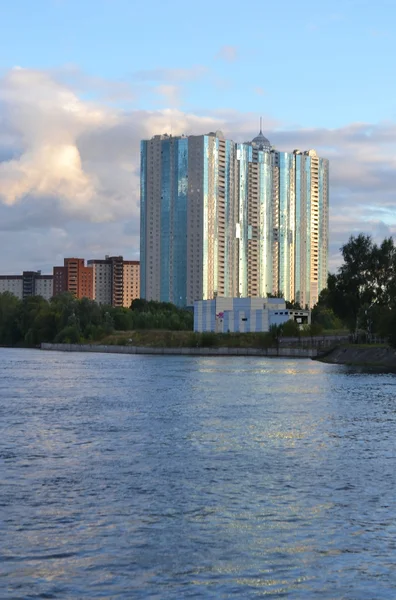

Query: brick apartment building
[[53, 258, 94, 299], [1, 257, 139, 306]]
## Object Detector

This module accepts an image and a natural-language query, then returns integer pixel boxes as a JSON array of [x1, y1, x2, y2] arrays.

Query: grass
[[96, 329, 278, 349], [322, 329, 349, 336], [94, 330, 383, 350]]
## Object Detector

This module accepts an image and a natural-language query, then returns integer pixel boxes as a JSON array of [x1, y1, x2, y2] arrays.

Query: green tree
[[0, 292, 21, 345], [111, 307, 134, 331], [281, 319, 301, 337], [269, 324, 282, 350], [285, 300, 302, 310], [130, 298, 149, 312], [324, 234, 396, 332], [55, 324, 81, 343]]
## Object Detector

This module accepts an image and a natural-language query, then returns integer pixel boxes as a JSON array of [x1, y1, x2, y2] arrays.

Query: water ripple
[[1, 348, 396, 598]]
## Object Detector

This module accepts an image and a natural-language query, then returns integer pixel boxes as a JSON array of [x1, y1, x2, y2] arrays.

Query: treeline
[[3, 234, 395, 348], [0, 293, 193, 346], [316, 234, 396, 346]]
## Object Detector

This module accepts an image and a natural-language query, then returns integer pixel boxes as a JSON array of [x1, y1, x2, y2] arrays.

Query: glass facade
[[139, 141, 147, 300], [158, 138, 189, 306], [140, 133, 329, 309], [202, 137, 209, 300], [277, 152, 295, 299], [258, 150, 273, 297], [294, 154, 301, 304], [160, 139, 171, 302], [304, 156, 312, 306], [236, 143, 249, 297], [223, 140, 233, 295], [318, 157, 329, 294], [172, 139, 188, 306]]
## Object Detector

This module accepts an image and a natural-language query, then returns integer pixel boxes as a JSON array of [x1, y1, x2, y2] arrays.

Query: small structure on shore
[[194, 297, 310, 333]]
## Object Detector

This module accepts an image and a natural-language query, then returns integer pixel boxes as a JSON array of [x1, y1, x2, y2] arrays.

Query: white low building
[[194, 297, 310, 333]]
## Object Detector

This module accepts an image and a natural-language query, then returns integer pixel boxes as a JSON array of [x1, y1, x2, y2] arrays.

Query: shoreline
[[40, 342, 318, 358], [315, 345, 396, 369], [6, 343, 396, 369]]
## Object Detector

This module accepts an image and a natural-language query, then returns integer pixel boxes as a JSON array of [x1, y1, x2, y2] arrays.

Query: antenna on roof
[[259, 116, 263, 134]]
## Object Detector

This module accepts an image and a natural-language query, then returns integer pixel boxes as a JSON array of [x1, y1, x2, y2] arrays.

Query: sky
[[1, 0, 396, 274]]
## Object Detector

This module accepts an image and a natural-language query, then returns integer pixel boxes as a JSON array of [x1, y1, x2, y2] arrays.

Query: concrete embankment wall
[[41, 343, 318, 358], [316, 345, 396, 368]]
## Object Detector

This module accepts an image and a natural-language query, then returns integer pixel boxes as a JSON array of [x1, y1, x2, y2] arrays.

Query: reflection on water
[[1, 349, 396, 599]]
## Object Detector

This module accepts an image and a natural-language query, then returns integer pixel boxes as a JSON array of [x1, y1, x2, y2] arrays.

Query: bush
[[187, 332, 200, 347], [281, 319, 301, 337], [255, 332, 272, 348], [55, 325, 81, 344], [199, 332, 217, 347]]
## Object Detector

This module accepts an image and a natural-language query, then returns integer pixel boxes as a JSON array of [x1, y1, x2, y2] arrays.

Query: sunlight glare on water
[[1, 348, 396, 599]]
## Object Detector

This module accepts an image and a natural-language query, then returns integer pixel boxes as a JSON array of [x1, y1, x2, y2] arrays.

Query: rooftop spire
[[251, 119, 271, 151]]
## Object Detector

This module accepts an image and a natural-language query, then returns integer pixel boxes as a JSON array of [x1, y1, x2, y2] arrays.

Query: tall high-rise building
[[140, 130, 329, 308]]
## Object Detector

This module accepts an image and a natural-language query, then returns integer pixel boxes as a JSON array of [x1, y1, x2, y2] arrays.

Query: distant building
[[0, 276, 23, 299], [87, 256, 140, 307], [140, 130, 329, 308], [0, 271, 53, 300], [27, 272, 53, 301], [123, 260, 140, 308], [0, 256, 140, 306], [194, 297, 310, 333], [53, 258, 93, 299]]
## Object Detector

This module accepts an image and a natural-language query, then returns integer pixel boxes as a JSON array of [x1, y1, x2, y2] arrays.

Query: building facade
[[88, 256, 140, 307], [30, 273, 53, 301], [194, 297, 310, 333], [123, 260, 140, 308], [140, 130, 329, 308], [53, 258, 93, 299], [0, 272, 53, 300], [0, 276, 23, 298]]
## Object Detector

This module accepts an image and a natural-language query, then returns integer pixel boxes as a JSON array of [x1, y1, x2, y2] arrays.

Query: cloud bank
[[0, 67, 396, 275]]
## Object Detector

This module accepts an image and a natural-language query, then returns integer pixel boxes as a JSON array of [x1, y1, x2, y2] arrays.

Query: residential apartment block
[[87, 256, 140, 307], [0, 257, 140, 307], [0, 271, 53, 300], [140, 130, 329, 307], [123, 260, 140, 308], [0, 276, 23, 298], [53, 258, 94, 299]]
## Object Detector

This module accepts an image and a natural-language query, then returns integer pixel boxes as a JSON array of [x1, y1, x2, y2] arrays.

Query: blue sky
[[0, 0, 396, 273], [2, 0, 395, 127]]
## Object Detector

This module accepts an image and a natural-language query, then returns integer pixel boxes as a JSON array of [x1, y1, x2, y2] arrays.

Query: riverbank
[[41, 342, 318, 358], [315, 345, 396, 368]]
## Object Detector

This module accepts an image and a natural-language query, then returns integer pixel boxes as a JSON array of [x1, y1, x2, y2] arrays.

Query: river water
[[1, 348, 396, 599]]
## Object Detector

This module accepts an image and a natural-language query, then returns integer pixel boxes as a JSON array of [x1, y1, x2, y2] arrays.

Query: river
[[1, 348, 396, 598]]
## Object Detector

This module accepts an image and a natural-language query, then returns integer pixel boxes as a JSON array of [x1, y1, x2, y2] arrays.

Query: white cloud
[[1, 67, 396, 276], [155, 84, 181, 108], [216, 46, 238, 62], [134, 66, 207, 82]]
